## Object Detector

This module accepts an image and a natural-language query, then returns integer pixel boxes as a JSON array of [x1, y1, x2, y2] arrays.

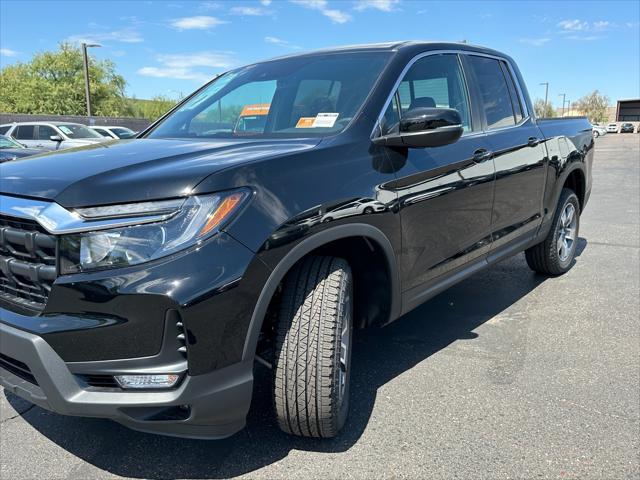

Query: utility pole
[[540, 82, 549, 111], [559, 93, 566, 117], [82, 43, 101, 118]]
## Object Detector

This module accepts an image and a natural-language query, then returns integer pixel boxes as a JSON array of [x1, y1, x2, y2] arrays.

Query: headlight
[[59, 189, 249, 274]]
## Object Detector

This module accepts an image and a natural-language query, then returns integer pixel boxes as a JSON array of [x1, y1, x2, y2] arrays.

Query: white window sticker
[[58, 126, 73, 135], [312, 113, 339, 128]]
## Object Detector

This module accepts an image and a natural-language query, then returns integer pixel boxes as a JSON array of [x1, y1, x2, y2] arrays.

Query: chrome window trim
[[372, 48, 532, 139], [0, 195, 175, 235]]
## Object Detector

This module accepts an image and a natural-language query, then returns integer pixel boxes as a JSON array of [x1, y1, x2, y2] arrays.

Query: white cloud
[[199, 1, 222, 10], [354, 0, 399, 12], [66, 28, 143, 44], [519, 38, 550, 47], [566, 35, 602, 41], [230, 6, 266, 16], [557, 19, 588, 31], [171, 16, 226, 30], [137, 51, 235, 82], [290, 0, 351, 24], [557, 19, 614, 32], [156, 52, 235, 69], [137, 66, 211, 82], [556, 19, 615, 40], [265, 36, 301, 49], [592, 20, 612, 30], [0, 48, 19, 57], [260, 0, 272, 5]]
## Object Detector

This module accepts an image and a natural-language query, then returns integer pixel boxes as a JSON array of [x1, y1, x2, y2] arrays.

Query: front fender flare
[[241, 223, 401, 362]]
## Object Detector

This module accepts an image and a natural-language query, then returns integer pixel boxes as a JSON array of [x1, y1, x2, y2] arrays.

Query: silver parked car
[[591, 124, 607, 138], [90, 125, 137, 139], [0, 122, 108, 151]]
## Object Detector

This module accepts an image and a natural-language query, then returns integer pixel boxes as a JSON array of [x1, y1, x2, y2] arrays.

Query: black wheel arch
[[241, 223, 401, 362]]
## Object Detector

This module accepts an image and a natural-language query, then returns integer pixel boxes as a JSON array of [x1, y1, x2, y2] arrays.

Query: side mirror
[[374, 107, 464, 148], [50, 135, 63, 142]]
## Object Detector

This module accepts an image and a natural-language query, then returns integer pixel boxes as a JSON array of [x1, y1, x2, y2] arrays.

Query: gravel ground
[[1, 134, 639, 480]]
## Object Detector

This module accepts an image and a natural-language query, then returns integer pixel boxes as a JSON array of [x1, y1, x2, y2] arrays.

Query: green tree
[[129, 96, 177, 121], [534, 98, 556, 118], [0, 43, 133, 116], [575, 90, 610, 123]]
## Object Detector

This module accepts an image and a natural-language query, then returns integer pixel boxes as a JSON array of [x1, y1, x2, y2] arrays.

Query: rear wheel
[[525, 188, 580, 275], [273, 256, 353, 438], [593, 130, 600, 138]]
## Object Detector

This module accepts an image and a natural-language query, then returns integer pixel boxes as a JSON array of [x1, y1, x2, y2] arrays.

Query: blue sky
[[1, 0, 638, 107]]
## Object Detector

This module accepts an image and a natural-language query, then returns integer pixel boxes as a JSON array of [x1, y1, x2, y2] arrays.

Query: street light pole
[[559, 93, 566, 117], [81, 43, 101, 118], [540, 82, 549, 110]]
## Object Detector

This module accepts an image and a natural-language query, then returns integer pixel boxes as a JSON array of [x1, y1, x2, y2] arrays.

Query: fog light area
[[114, 373, 181, 389]]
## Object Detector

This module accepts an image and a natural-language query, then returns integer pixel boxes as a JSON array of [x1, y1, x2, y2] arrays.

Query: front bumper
[[0, 321, 254, 439]]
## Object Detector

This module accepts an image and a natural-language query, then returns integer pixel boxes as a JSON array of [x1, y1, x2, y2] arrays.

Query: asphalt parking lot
[[1, 134, 639, 480]]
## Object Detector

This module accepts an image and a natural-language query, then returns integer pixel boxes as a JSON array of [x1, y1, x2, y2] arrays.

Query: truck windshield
[[146, 52, 391, 139], [56, 124, 103, 139]]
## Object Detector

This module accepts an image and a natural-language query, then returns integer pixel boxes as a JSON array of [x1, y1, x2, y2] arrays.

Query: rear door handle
[[472, 148, 493, 163], [528, 137, 540, 147]]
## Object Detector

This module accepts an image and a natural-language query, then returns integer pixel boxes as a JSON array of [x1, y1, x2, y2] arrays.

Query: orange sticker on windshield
[[296, 117, 316, 128], [240, 103, 270, 116]]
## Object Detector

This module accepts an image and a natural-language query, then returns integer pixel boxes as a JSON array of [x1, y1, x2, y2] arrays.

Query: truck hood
[[0, 138, 319, 207]]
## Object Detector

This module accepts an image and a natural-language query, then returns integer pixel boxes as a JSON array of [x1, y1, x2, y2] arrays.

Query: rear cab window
[[13, 125, 35, 140], [467, 55, 525, 130]]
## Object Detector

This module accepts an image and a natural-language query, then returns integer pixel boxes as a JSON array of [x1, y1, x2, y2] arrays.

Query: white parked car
[[0, 122, 108, 151], [591, 124, 607, 138], [606, 123, 619, 133], [322, 199, 387, 222], [90, 125, 136, 139]]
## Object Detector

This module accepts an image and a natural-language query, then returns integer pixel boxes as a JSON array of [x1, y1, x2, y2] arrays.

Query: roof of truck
[[265, 41, 507, 62]]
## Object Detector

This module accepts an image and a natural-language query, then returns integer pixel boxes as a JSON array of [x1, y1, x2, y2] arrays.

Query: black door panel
[[385, 135, 494, 292], [485, 123, 547, 248]]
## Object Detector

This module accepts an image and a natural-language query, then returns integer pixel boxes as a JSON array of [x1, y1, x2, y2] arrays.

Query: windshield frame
[[141, 51, 394, 141]]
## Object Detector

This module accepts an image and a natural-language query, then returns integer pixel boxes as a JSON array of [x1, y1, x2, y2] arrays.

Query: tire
[[525, 188, 580, 275], [363, 207, 374, 214], [273, 256, 353, 438], [593, 130, 599, 138]]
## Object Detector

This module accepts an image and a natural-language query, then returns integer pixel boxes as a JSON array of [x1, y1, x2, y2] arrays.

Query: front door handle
[[528, 137, 540, 147], [472, 148, 493, 163]]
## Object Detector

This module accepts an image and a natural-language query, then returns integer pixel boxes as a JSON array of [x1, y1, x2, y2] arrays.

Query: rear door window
[[467, 56, 517, 130], [501, 62, 524, 123], [14, 125, 35, 140]]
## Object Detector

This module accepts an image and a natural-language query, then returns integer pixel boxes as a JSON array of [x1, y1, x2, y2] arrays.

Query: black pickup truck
[[0, 42, 593, 439]]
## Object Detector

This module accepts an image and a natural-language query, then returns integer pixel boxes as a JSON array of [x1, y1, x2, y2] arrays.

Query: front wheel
[[273, 256, 353, 438], [593, 130, 600, 138], [525, 188, 580, 275]]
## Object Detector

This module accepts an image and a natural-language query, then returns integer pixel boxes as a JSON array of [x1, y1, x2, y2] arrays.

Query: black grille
[[0, 216, 57, 312], [0, 352, 38, 385]]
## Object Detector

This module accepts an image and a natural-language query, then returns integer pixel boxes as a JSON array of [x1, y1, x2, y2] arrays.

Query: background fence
[[0, 113, 151, 131]]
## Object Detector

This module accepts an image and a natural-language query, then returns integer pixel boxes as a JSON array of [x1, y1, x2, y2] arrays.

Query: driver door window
[[386, 54, 472, 133], [36, 125, 59, 148]]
